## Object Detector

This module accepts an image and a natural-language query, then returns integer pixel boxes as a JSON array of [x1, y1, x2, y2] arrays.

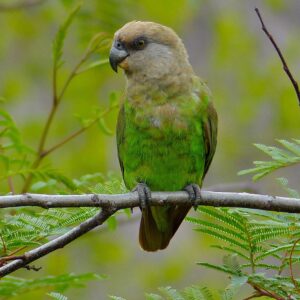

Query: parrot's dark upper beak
[[109, 41, 129, 73]]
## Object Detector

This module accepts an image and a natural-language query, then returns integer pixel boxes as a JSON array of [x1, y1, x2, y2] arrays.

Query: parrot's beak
[[109, 42, 129, 73]]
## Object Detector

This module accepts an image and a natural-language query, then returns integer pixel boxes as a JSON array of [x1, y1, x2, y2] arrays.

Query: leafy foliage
[[185, 200, 300, 298], [0, 174, 127, 255], [0, 273, 104, 298], [52, 3, 82, 69], [112, 286, 215, 300], [238, 139, 300, 180]]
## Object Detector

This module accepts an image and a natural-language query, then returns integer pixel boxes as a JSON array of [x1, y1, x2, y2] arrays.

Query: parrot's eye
[[116, 41, 123, 49], [133, 38, 146, 50]]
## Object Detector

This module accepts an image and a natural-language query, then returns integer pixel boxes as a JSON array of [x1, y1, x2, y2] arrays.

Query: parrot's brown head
[[109, 21, 193, 82]]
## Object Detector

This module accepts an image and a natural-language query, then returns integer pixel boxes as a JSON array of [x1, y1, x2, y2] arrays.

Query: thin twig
[[41, 105, 116, 157], [243, 293, 261, 300], [0, 234, 7, 255], [0, 207, 116, 277], [21, 38, 102, 193], [255, 7, 300, 106], [7, 177, 15, 194], [249, 282, 285, 300], [289, 238, 300, 291], [0, 191, 299, 213]]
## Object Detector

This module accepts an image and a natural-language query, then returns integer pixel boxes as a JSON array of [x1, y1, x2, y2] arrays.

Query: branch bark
[[0, 207, 116, 277], [0, 190, 299, 277], [0, 191, 299, 213]]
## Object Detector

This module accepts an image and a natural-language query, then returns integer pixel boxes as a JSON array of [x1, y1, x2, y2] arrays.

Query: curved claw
[[133, 183, 151, 210], [183, 183, 201, 211]]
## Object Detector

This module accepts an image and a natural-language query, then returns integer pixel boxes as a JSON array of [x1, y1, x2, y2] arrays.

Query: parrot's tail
[[139, 205, 191, 251]]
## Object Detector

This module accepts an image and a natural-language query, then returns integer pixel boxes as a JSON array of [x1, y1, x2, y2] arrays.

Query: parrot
[[109, 21, 217, 251]]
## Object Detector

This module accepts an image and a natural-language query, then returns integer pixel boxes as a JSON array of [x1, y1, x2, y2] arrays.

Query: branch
[[0, 191, 300, 213], [255, 7, 300, 106], [0, 207, 116, 277], [0, 190, 299, 277], [0, 0, 46, 12], [41, 105, 117, 157]]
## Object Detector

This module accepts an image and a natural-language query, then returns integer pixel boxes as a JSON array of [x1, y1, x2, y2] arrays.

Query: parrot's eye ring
[[134, 38, 146, 50]]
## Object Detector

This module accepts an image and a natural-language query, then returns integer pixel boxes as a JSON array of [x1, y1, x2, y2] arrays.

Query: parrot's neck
[[125, 64, 194, 104]]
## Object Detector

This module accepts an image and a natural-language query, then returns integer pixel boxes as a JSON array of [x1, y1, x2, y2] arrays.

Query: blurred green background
[[0, 0, 300, 299]]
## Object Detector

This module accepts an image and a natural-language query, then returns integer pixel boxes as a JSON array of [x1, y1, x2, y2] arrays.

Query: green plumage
[[117, 76, 217, 251]]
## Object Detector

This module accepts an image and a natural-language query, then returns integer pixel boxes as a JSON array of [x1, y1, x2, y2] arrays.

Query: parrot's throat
[[125, 67, 194, 103]]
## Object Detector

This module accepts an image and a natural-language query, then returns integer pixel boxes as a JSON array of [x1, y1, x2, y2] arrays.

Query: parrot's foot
[[133, 183, 151, 210], [183, 183, 201, 211]]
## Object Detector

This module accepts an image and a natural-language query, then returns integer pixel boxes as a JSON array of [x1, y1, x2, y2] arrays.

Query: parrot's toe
[[183, 183, 201, 211], [133, 183, 151, 210]]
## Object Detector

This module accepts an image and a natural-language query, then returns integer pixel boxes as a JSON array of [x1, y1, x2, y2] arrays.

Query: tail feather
[[139, 205, 191, 251]]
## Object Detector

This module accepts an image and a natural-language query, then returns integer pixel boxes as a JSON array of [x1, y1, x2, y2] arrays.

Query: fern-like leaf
[[52, 3, 82, 69]]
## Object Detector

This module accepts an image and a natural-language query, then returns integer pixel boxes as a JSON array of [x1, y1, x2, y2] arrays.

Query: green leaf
[[109, 91, 120, 108], [183, 286, 213, 300], [0, 273, 104, 297], [195, 228, 249, 251], [238, 140, 300, 180], [188, 218, 246, 242], [52, 3, 82, 68], [197, 262, 239, 276], [76, 59, 109, 75], [158, 286, 184, 300], [276, 177, 300, 198], [97, 117, 114, 135], [145, 293, 165, 300], [195, 207, 245, 231], [210, 245, 249, 260], [47, 292, 68, 300]]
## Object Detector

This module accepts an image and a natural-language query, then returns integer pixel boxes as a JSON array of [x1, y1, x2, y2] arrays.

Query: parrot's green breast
[[117, 77, 210, 192]]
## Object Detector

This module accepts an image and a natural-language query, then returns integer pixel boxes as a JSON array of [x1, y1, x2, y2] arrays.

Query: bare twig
[[249, 282, 285, 300], [289, 238, 300, 292], [7, 177, 15, 194], [243, 293, 261, 300], [0, 191, 299, 213], [0, 207, 116, 277], [0, 0, 46, 12], [21, 36, 106, 193], [41, 105, 116, 157], [0, 234, 7, 255], [255, 7, 300, 106]]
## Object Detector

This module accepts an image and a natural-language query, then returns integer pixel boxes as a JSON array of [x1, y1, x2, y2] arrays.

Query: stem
[[289, 238, 300, 291], [21, 103, 57, 193], [7, 177, 15, 194], [244, 221, 256, 273], [42, 106, 115, 157], [255, 7, 300, 106], [21, 46, 93, 193], [249, 282, 285, 300]]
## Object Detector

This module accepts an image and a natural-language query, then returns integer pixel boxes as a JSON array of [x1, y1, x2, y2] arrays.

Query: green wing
[[202, 101, 218, 178], [116, 104, 125, 177]]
